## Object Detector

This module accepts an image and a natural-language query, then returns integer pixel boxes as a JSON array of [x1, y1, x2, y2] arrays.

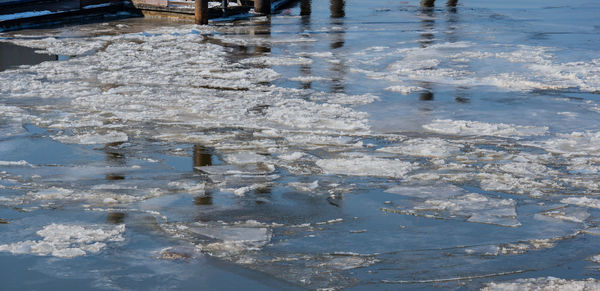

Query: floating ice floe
[[0, 223, 125, 258], [317, 153, 415, 178], [240, 56, 313, 66], [482, 277, 600, 291], [560, 197, 600, 209], [541, 131, 600, 156], [377, 138, 462, 158], [53, 131, 128, 145], [162, 221, 272, 258], [0, 160, 34, 167], [536, 205, 590, 223], [385, 185, 520, 227], [354, 41, 600, 93], [384, 85, 425, 95], [423, 119, 549, 138], [288, 180, 319, 193]]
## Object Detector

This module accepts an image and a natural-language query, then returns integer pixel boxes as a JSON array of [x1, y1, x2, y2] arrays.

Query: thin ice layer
[[386, 187, 520, 227]]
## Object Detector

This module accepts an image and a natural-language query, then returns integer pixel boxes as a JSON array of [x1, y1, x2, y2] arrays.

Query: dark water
[[0, 41, 57, 71], [0, 0, 600, 289]]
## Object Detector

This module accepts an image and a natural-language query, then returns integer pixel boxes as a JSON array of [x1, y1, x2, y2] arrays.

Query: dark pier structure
[[1, 0, 457, 31], [0, 0, 296, 30]]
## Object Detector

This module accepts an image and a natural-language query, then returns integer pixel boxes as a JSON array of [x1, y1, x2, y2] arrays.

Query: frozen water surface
[[1, 0, 600, 289]]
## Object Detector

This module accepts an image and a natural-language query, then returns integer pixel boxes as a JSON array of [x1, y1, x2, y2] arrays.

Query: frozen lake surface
[[1, 0, 600, 289]]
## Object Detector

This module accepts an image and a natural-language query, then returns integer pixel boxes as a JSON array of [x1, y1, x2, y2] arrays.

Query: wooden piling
[[195, 0, 208, 24], [254, 0, 271, 15], [420, 0, 435, 7]]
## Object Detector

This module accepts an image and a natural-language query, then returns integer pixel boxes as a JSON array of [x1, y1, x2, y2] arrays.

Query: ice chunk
[[384, 184, 465, 200], [542, 131, 600, 156], [53, 131, 128, 145], [0, 160, 34, 167], [537, 205, 589, 223], [482, 277, 600, 291], [560, 197, 600, 209], [384, 85, 424, 95], [389, 193, 520, 227], [240, 56, 313, 66], [288, 180, 319, 193], [187, 223, 272, 256], [0, 224, 125, 258], [223, 152, 269, 165], [318, 255, 377, 270], [423, 119, 548, 138], [317, 154, 414, 178], [377, 138, 461, 158]]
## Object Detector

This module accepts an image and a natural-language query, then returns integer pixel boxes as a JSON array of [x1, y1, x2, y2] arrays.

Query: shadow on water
[[0, 41, 58, 71]]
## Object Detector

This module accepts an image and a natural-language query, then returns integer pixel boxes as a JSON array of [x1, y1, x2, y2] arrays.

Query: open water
[[1, 0, 600, 289]]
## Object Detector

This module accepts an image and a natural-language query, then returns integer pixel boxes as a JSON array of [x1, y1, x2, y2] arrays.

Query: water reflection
[[447, 0, 458, 7], [252, 17, 272, 54], [446, 1, 459, 43], [193, 145, 212, 169], [329, 0, 346, 93], [454, 87, 470, 103], [0, 42, 58, 72], [105, 142, 126, 181], [299, 0, 313, 90], [419, 90, 435, 101], [419, 8, 435, 48], [194, 193, 213, 205], [107, 212, 126, 224]]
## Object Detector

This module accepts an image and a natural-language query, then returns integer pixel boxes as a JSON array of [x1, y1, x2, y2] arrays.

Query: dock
[[0, 0, 296, 31]]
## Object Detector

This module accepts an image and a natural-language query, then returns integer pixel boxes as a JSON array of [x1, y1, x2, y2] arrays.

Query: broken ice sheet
[[535, 205, 590, 223], [313, 253, 378, 271], [482, 277, 600, 291], [384, 185, 521, 227], [316, 153, 415, 178], [0, 223, 125, 258], [376, 137, 462, 159], [161, 221, 272, 258]]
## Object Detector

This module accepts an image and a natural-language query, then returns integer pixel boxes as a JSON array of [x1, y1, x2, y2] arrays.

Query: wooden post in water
[[420, 0, 435, 7], [195, 0, 208, 25], [254, 0, 271, 15]]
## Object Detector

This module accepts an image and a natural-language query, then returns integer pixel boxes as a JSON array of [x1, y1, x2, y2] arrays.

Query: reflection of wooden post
[[447, 0, 457, 7], [420, 0, 434, 7], [195, 0, 208, 24], [222, 0, 228, 15], [254, 0, 271, 15]]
